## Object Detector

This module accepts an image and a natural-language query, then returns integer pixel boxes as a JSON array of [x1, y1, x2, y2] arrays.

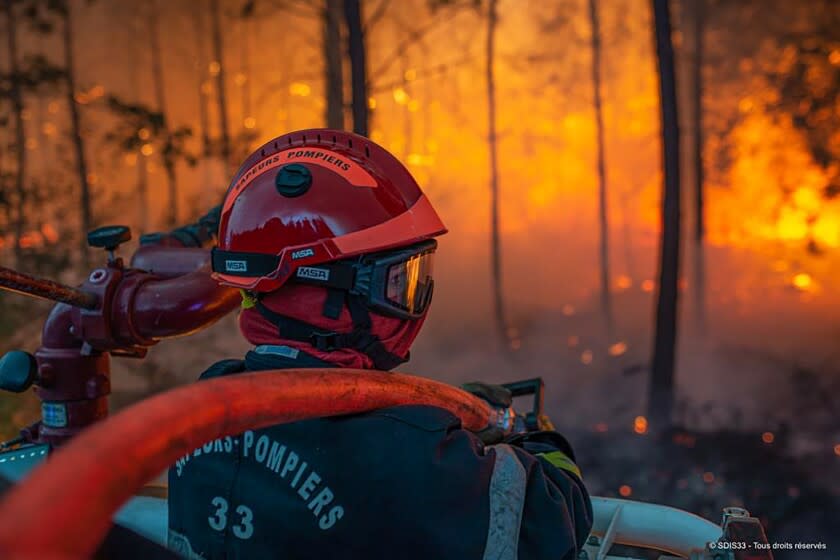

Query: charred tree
[[192, 8, 212, 177], [692, 0, 704, 244], [60, 0, 93, 266], [344, 0, 369, 136], [240, 17, 253, 133], [648, 0, 681, 430], [691, 0, 707, 331], [4, 0, 26, 264], [210, 0, 232, 173], [588, 0, 613, 333], [137, 151, 149, 232], [486, 0, 509, 347], [147, 0, 179, 226], [324, 0, 344, 129]]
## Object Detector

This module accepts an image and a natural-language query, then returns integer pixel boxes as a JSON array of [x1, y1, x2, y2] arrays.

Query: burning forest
[[0, 0, 838, 558]]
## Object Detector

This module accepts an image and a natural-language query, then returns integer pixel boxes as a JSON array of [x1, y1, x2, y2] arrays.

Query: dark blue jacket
[[168, 346, 592, 559]]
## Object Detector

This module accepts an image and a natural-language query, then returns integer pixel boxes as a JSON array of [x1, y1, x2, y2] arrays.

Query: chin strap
[[252, 293, 408, 371]]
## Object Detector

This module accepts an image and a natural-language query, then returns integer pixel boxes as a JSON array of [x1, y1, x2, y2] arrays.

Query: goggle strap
[[211, 248, 279, 277], [293, 263, 356, 290]]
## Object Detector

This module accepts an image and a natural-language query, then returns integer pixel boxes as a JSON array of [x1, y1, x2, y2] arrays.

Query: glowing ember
[[208, 61, 221, 75], [615, 275, 632, 290], [243, 117, 257, 129], [567, 335, 579, 348], [608, 341, 628, 356], [141, 144, 154, 156], [633, 415, 648, 435], [392, 87, 409, 105], [594, 422, 608, 433], [762, 431, 775, 444], [562, 304, 575, 316], [703, 472, 715, 484], [289, 82, 311, 97], [619, 485, 632, 497], [41, 224, 59, 243], [580, 350, 593, 365], [791, 273, 813, 291], [20, 233, 42, 249], [404, 68, 417, 81], [368, 97, 377, 109], [834, 444, 840, 456], [138, 128, 151, 140], [641, 280, 654, 293]]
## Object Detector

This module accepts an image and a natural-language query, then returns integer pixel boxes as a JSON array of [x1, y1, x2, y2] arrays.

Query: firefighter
[[166, 129, 592, 559]]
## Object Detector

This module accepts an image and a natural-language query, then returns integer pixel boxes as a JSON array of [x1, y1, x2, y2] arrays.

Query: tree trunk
[[240, 17, 253, 135], [62, 1, 93, 266], [486, 0, 508, 346], [344, 0, 369, 136], [692, 0, 704, 244], [588, 0, 613, 333], [324, 0, 344, 129], [4, 0, 26, 265], [691, 0, 707, 332], [192, 8, 214, 197], [648, 0, 682, 431], [401, 50, 413, 161], [138, 151, 149, 233], [148, 0, 178, 227], [210, 0, 232, 173]]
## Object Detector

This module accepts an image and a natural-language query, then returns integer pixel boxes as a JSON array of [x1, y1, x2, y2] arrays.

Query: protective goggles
[[214, 240, 436, 319]]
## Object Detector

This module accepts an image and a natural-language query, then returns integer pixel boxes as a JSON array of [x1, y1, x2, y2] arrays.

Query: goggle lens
[[385, 252, 434, 315]]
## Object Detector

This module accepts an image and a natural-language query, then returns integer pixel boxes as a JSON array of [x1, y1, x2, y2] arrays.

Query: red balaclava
[[238, 283, 426, 369]]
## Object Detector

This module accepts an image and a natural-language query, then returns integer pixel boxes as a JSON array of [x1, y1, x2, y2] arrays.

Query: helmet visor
[[385, 251, 435, 316]]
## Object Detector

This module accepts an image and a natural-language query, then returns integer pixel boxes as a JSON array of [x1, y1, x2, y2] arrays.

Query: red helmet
[[213, 129, 447, 294]]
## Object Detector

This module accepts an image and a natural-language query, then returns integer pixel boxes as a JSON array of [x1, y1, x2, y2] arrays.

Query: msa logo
[[297, 267, 330, 282], [291, 248, 315, 260], [225, 260, 248, 272]]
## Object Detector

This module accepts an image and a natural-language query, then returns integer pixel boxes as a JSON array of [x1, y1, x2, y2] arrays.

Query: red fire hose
[[0, 369, 492, 559]]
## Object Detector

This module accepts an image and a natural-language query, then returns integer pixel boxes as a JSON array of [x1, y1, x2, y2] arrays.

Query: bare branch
[[363, 0, 389, 33]]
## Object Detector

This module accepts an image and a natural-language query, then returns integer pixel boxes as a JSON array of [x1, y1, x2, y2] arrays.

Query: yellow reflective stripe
[[240, 289, 257, 309], [538, 451, 582, 479]]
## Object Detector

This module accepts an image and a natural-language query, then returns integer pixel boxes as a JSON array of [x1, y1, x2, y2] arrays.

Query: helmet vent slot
[[348, 139, 353, 149], [317, 134, 321, 142], [365, 145, 370, 157]]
